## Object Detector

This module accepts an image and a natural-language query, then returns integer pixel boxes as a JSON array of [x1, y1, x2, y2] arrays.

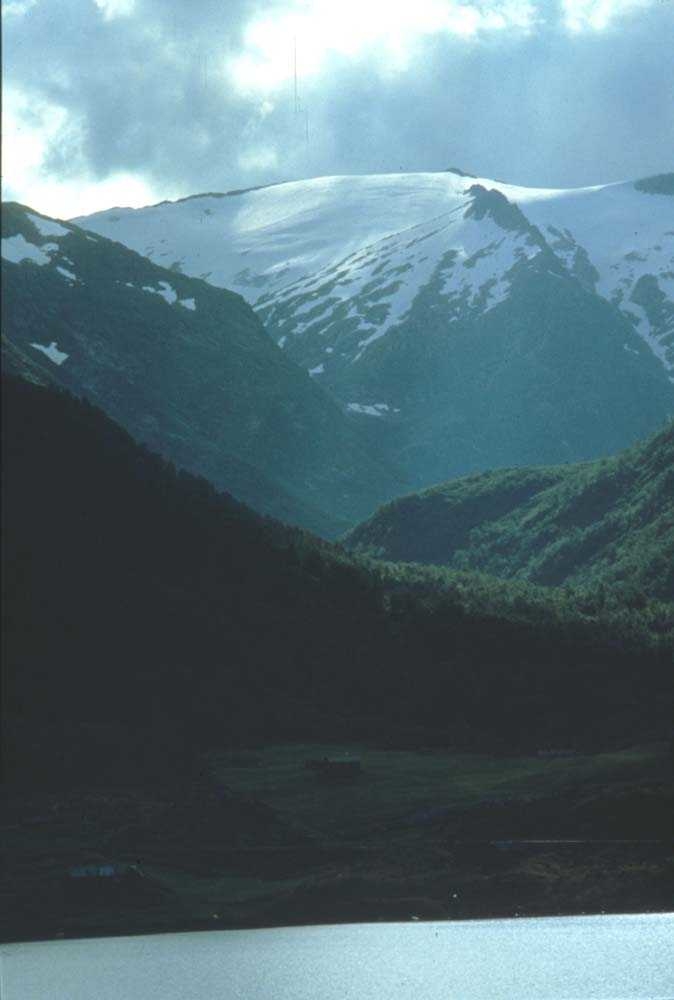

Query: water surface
[[1, 913, 672, 1000]]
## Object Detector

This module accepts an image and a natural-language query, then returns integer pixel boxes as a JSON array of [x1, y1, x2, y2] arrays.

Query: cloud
[[2, 86, 164, 215], [93, 0, 136, 21], [561, 0, 658, 32], [2, 0, 672, 217], [228, 0, 540, 95], [2, 0, 38, 16]]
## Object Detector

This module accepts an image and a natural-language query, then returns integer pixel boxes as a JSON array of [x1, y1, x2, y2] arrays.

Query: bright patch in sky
[[93, 0, 135, 20], [238, 147, 279, 172], [2, 88, 166, 218], [1, 0, 37, 16], [229, 0, 539, 93], [562, 0, 657, 31]]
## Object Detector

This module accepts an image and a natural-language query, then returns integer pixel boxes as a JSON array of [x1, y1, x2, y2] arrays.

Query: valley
[[2, 169, 673, 945], [1, 741, 670, 941], [1, 203, 407, 537], [2, 374, 672, 940], [3, 2, 673, 993]]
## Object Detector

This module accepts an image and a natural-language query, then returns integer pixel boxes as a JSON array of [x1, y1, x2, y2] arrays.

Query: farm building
[[68, 861, 137, 879], [63, 858, 165, 906], [304, 757, 362, 782]]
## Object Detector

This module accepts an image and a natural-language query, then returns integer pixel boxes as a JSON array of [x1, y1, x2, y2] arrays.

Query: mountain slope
[[322, 186, 673, 484], [3, 375, 672, 793], [74, 171, 674, 375], [75, 170, 674, 486], [1, 202, 408, 535], [344, 422, 674, 601]]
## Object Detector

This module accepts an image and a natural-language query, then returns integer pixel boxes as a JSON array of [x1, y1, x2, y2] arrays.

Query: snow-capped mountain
[[1, 202, 407, 535], [74, 170, 674, 488], [75, 170, 674, 378]]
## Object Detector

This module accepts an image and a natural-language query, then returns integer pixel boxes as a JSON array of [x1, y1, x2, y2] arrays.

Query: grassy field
[[211, 742, 670, 838], [1, 742, 671, 941]]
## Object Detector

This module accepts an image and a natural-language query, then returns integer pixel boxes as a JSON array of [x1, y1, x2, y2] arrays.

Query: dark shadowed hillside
[[1, 202, 408, 536], [3, 376, 672, 794]]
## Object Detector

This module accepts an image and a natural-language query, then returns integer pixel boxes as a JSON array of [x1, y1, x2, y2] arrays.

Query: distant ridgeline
[[74, 170, 674, 493], [4, 173, 674, 537], [344, 422, 674, 603], [3, 375, 672, 788], [1, 201, 407, 538]]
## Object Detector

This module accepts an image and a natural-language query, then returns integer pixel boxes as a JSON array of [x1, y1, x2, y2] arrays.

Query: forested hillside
[[345, 423, 674, 601], [3, 376, 671, 791]]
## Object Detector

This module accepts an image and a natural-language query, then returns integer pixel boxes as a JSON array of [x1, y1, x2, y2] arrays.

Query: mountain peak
[[464, 184, 531, 233], [633, 173, 674, 196], [444, 165, 477, 178]]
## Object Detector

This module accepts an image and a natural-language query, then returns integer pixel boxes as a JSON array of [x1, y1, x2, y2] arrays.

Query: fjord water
[[2, 914, 673, 1000]]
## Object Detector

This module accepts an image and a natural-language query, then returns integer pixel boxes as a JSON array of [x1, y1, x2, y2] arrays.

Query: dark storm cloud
[[4, 0, 282, 185], [293, 8, 674, 188], [4, 0, 673, 205]]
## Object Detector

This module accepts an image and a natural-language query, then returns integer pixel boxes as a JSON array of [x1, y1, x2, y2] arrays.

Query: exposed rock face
[[73, 170, 674, 488]]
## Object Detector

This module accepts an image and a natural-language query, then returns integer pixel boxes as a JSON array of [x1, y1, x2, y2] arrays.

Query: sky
[[2, 0, 673, 218]]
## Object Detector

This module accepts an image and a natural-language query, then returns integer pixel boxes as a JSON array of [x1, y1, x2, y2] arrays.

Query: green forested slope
[[344, 423, 674, 601], [4, 376, 671, 793]]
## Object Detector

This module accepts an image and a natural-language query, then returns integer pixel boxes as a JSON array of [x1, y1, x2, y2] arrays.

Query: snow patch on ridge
[[347, 402, 390, 417], [142, 280, 178, 304], [2, 234, 53, 266], [30, 341, 69, 365], [27, 213, 69, 238], [524, 186, 674, 371], [621, 301, 670, 368], [260, 207, 538, 363], [56, 266, 78, 284]]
